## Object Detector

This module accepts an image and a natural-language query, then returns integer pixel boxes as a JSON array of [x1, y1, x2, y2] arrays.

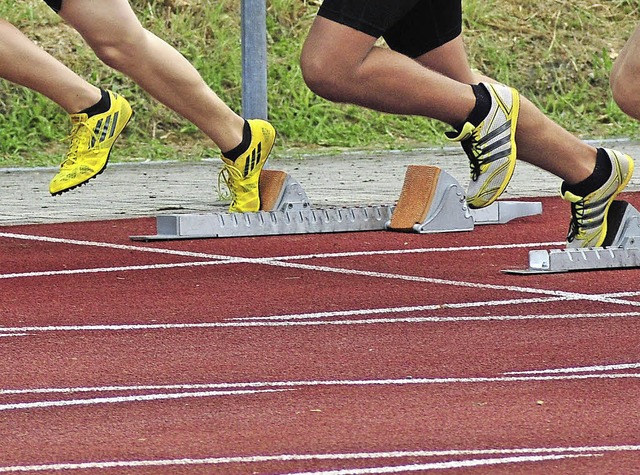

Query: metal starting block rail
[[130, 166, 542, 241], [504, 200, 640, 274]]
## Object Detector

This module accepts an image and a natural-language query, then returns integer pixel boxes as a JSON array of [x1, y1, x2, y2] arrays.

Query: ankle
[[77, 89, 111, 116], [562, 148, 611, 196]]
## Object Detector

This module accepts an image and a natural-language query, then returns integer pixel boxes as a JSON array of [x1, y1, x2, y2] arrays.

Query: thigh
[[57, 0, 144, 44], [384, 0, 463, 58], [614, 23, 640, 81], [415, 35, 476, 83]]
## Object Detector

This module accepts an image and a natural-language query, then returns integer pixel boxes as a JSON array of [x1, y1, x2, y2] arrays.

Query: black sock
[[79, 89, 110, 116], [453, 83, 491, 132], [222, 120, 252, 161], [561, 148, 612, 197]]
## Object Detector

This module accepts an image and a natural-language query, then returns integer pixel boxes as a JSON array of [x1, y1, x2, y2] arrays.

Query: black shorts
[[43, 0, 62, 13], [317, 0, 462, 58]]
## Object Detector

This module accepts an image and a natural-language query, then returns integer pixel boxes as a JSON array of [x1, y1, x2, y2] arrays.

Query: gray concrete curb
[[2, 140, 639, 226]]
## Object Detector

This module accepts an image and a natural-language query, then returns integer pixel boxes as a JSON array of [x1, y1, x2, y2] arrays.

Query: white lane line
[[2, 445, 638, 473], [0, 232, 561, 261], [2, 231, 638, 308], [277, 454, 595, 475], [606, 291, 640, 298], [0, 237, 562, 281], [229, 299, 571, 322], [278, 241, 565, 260], [0, 261, 230, 279], [0, 232, 231, 260], [1, 310, 640, 334], [2, 256, 637, 311], [265, 259, 640, 307], [506, 362, 640, 375], [3, 373, 640, 400], [0, 388, 288, 412]]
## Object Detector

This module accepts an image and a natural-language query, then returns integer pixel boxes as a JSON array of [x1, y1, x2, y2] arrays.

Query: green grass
[[0, 0, 638, 167], [463, 0, 640, 138]]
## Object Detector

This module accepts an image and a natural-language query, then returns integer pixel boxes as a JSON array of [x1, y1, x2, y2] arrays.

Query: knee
[[610, 77, 624, 111], [87, 30, 147, 72], [300, 48, 347, 102], [610, 63, 640, 120], [610, 59, 625, 105], [92, 44, 129, 71]]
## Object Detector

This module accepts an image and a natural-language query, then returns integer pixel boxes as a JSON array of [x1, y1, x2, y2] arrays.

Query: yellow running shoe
[[219, 119, 276, 213], [562, 148, 635, 248], [49, 90, 133, 195], [446, 82, 520, 209]]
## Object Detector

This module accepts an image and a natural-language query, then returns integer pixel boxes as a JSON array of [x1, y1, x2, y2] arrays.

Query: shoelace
[[59, 120, 98, 168], [567, 199, 587, 241], [217, 164, 244, 204], [462, 131, 483, 181]]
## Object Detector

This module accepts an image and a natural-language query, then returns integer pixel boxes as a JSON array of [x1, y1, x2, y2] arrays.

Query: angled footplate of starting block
[[386, 165, 474, 233], [130, 165, 542, 241], [504, 200, 640, 274], [386, 165, 542, 233], [255, 168, 311, 213]]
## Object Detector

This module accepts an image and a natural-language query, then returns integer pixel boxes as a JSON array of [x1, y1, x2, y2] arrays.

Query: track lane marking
[[6, 258, 630, 307], [506, 362, 640, 375], [3, 373, 640, 405], [2, 310, 640, 334], [0, 232, 232, 259], [265, 260, 640, 306], [0, 388, 288, 411], [276, 454, 595, 474], [229, 304, 627, 322], [271, 241, 565, 260], [0, 235, 562, 280], [0, 231, 561, 259], [2, 232, 638, 308], [3, 445, 640, 473], [0, 261, 229, 279]]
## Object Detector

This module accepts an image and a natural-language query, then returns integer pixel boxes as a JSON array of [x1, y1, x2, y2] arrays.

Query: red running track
[[1, 193, 640, 474]]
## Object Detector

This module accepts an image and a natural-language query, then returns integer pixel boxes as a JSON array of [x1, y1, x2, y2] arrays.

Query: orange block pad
[[259, 169, 288, 211], [387, 165, 441, 231]]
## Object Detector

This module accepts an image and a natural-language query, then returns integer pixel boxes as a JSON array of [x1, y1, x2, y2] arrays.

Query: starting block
[[385, 165, 542, 233], [504, 200, 640, 274], [130, 166, 542, 241]]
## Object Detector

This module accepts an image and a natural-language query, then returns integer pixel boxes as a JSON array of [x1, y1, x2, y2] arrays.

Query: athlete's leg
[[0, 17, 132, 194], [413, 37, 596, 185], [58, 0, 244, 152], [301, 1, 634, 247], [611, 23, 640, 120], [0, 18, 100, 113], [302, 1, 595, 186], [301, 17, 476, 126], [58, 0, 275, 212]]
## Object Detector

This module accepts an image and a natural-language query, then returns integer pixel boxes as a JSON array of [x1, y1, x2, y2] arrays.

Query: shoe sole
[[467, 156, 518, 209]]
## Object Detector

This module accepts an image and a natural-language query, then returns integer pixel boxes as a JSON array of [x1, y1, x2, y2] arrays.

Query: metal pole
[[241, 0, 268, 119]]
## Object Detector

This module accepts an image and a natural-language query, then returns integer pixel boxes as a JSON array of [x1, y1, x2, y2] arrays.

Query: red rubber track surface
[[1, 193, 640, 474]]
